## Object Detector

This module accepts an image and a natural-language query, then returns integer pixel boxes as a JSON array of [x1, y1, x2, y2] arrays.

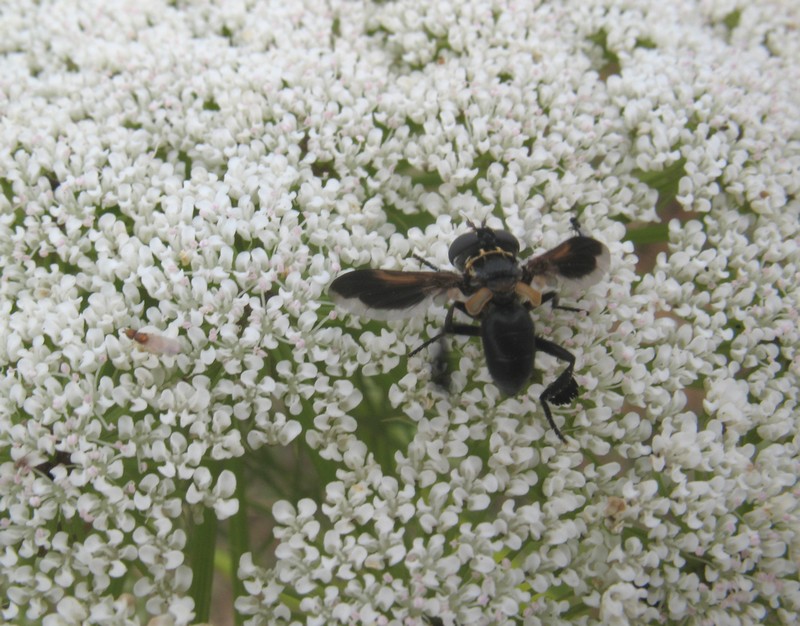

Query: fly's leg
[[408, 302, 479, 357], [408, 252, 467, 388], [412, 253, 440, 271], [534, 337, 580, 443], [409, 302, 480, 391], [539, 291, 583, 313]]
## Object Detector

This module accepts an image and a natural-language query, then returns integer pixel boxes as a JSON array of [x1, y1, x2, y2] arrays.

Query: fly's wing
[[522, 235, 610, 291], [330, 269, 463, 320]]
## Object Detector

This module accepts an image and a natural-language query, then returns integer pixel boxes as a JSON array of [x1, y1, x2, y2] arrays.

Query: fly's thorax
[[465, 249, 521, 294]]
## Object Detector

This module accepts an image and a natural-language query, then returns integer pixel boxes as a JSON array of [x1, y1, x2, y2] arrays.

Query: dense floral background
[[1, 0, 798, 624]]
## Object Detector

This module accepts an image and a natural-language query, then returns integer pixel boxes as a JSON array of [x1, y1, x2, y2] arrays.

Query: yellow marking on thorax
[[463, 247, 515, 273]]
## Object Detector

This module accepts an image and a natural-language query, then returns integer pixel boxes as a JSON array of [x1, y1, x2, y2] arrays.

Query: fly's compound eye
[[448, 231, 481, 270], [492, 229, 520, 255], [448, 228, 520, 270]]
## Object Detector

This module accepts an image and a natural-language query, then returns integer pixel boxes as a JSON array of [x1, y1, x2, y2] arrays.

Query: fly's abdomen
[[480, 302, 535, 395]]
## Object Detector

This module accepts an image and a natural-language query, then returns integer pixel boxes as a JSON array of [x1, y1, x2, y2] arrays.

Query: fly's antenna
[[462, 213, 479, 230]]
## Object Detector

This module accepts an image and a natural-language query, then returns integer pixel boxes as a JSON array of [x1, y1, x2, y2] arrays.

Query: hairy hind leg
[[534, 337, 580, 443]]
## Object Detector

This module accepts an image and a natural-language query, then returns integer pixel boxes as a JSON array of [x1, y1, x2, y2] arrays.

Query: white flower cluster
[[0, 0, 798, 624]]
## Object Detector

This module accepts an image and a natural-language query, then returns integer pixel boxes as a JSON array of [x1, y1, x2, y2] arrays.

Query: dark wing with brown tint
[[330, 269, 463, 320], [522, 236, 610, 289]]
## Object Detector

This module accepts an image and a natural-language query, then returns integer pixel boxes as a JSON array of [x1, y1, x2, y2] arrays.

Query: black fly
[[329, 219, 609, 441]]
